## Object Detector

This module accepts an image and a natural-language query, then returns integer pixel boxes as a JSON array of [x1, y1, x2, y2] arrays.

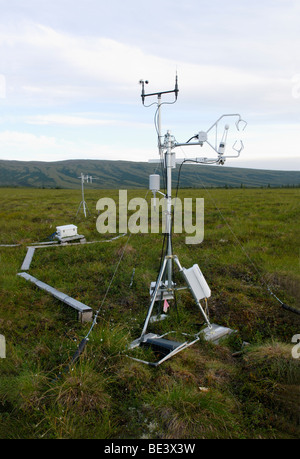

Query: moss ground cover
[[0, 187, 299, 438]]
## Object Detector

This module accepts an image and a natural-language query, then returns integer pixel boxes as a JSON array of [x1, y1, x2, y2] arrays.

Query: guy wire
[[174, 155, 299, 315]]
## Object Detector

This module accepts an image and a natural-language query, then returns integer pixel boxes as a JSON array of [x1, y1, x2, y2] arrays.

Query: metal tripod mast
[[140, 76, 179, 299], [76, 173, 94, 218], [131, 76, 247, 362]]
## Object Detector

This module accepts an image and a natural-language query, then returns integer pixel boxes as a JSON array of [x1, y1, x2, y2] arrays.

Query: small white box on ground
[[56, 225, 78, 239]]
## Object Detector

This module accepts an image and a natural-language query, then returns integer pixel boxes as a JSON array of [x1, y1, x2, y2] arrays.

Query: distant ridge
[[0, 159, 299, 189]]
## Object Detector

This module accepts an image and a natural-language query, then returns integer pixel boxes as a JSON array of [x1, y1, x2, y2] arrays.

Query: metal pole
[[157, 94, 163, 157], [165, 131, 173, 290], [156, 92, 173, 292], [81, 175, 87, 218], [158, 94, 172, 290], [140, 256, 169, 338]]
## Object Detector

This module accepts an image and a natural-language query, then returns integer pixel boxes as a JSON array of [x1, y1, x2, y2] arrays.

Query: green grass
[[0, 187, 299, 439]]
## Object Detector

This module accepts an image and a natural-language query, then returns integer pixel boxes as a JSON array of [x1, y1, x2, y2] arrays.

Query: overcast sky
[[0, 0, 299, 170]]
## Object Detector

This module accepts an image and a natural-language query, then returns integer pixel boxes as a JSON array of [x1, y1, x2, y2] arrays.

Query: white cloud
[[0, 130, 61, 157], [24, 113, 151, 130], [0, 2, 299, 169], [0, 74, 6, 98], [26, 114, 116, 126], [0, 21, 295, 113], [0, 129, 154, 162]]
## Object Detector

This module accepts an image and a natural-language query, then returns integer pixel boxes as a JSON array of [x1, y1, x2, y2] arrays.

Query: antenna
[[129, 77, 247, 366], [76, 173, 97, 218]]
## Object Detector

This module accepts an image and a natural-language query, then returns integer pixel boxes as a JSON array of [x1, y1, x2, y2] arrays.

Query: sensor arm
[[139, 74, 179, 106], [172, 113, 246, 161], [206, 114, 247, 134]]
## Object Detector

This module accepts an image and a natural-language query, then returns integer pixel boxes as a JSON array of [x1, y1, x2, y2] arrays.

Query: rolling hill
[[0, 158, 299, 189]]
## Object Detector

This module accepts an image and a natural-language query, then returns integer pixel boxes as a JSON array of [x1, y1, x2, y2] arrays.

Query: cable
[[200, 181, 300, 315], [267, 288, 300, 315], [63, 231, 133, 370], [85, 232, 133, 341], [154, 100, 178, 153], [142, 101, 158, 109], [57, 88, 179, 374], [186, 135, 198, 143], [173, 158, 299, 316], [63, 161, 164, 373]]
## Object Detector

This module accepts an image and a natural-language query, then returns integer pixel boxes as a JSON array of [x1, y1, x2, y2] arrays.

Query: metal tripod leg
[[140, 256, 169, 339], [76, 200, 91, 218], [140, 255, 212, 342]]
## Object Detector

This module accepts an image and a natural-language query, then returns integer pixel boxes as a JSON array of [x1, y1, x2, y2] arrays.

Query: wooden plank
[[17, 272, 93, 322]]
